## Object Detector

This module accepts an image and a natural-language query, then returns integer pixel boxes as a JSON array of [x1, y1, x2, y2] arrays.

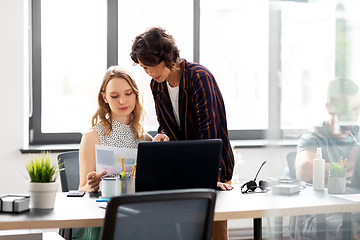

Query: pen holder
[[328, 166, 346, 194], [117, 177, 136, 195]]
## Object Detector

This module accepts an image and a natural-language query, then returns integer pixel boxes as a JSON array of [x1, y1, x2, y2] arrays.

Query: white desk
[[1, 186, 360, 240], [215, 185, 360, 239], [215, 185, 360, 220], [0, 192, 105, 230]]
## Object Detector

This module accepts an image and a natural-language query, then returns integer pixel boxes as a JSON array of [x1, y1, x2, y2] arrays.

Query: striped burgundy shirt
[[150, 59, 234, 182]]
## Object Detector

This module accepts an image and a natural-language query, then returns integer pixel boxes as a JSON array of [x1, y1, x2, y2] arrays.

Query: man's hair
[[327, 77, 359, 104], [130, 27, 180, 69]]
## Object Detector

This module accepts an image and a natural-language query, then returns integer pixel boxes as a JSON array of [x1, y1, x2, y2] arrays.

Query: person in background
[[75, 66, 152, 240], [130, 26, 234, 240], [292, 77, 360, 240], [296, 77, 360, 184]]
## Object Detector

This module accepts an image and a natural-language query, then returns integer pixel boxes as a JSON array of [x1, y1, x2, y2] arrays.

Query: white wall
[[0, 0, 30, 195]]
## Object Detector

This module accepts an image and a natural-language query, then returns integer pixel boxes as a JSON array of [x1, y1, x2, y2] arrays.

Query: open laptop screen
[[135, 139, 222, 192], [350, 147, 360, 190]]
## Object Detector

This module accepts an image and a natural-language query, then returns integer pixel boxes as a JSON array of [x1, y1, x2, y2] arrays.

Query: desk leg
[[254, 218, 262, 240], [273, 217, 283, 240], [316, 214, 326, 240], [343, 212, 352, 240]]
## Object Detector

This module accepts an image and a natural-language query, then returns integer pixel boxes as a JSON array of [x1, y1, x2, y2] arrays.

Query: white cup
[[100, 177, 117, 198]]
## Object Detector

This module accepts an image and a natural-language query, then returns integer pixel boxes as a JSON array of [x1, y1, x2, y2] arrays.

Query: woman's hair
[[130, 27, 181, 69], [92, 66, 145, 140]]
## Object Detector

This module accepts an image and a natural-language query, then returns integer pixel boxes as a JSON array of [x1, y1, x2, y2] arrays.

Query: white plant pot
[[327, 177, 346, 194], [27, 181, 60, 209]]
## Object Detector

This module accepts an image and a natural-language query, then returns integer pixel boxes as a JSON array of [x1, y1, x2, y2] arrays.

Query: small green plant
[[25, 152, 63, 182], [329, 162, 346, 178]]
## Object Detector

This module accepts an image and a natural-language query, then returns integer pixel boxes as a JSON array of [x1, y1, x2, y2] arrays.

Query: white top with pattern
[[93, 119, 144, 148]]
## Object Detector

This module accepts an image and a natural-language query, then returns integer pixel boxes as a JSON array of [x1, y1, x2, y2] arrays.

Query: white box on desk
[[0, 195, 30, 213], [0, 229, 42, 240], [272, 184, 300, 195]]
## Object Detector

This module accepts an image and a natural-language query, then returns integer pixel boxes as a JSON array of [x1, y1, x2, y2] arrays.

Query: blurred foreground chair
[[100, 188, 216, 240], [57, 151, 80, 240]]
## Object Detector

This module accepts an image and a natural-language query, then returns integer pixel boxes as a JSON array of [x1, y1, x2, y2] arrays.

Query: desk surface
[[214, 185, 360, 221], [0, 193, 105, 230], [1, 185, 360, 230]]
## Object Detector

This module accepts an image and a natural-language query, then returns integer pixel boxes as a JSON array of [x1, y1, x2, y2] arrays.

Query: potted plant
[[25, 152, 62, 209], [328, 161, 346, 194]]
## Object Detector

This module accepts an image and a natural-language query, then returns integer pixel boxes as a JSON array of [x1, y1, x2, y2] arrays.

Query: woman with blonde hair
[[79, 65, 152, 193], [73, 66, 152, 240]]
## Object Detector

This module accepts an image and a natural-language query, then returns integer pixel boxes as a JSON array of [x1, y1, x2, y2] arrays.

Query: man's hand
[[152, 134, 170, 142], [217, 182, 234, 191]]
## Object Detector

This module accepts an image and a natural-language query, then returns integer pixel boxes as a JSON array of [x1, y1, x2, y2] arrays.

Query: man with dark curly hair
[[131, 27, 235, 240]]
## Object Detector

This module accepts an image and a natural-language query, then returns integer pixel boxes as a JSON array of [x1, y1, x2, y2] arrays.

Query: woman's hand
[[217, 182, 234, 191], [153, 134, 170, 142], [86, 171, 107, 192]]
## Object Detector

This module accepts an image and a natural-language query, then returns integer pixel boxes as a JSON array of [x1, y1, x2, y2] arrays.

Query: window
[[281, 2, 335, 130], [117, 0, 193, 131], [30, 0, 360, 145], [280, 1, 360, 135], [30, 0, 107, 144], [200, 0, 269, 131]]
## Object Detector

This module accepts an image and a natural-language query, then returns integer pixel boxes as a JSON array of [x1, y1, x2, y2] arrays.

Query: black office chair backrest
[[100, 188, 216, 240], [287, 151, 297, 180], [58, 151, 80, 192], [57, 151, 82, 239]]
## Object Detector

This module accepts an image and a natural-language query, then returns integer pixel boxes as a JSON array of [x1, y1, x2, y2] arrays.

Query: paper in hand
[[95, 145, 137, 177]]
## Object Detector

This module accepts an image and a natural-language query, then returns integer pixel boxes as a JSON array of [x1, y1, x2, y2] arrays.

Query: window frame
[[29, 0, 118, 144], [29, 0, 283, 145]]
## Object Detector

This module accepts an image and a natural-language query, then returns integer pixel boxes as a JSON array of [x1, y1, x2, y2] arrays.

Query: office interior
[[1, 0, 359, 239]]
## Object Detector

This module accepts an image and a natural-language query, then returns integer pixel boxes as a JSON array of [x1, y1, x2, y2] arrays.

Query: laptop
[[349, 148, 360, 191], [135, 139, 222, 192]]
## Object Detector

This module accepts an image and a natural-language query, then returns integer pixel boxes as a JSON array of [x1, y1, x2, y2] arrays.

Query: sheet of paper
[[95, 145, 137, 176], [331, 194, 360, 202]]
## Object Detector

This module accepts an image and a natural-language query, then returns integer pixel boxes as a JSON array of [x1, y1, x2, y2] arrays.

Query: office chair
[[286, 151, 297, 180], [57, 151, 80, 240], [100, 188, 216, 240], [58, 151, 80, 192]]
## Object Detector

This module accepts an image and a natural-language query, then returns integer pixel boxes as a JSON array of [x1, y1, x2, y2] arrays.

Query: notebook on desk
[[135, 139, 222, 192]]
